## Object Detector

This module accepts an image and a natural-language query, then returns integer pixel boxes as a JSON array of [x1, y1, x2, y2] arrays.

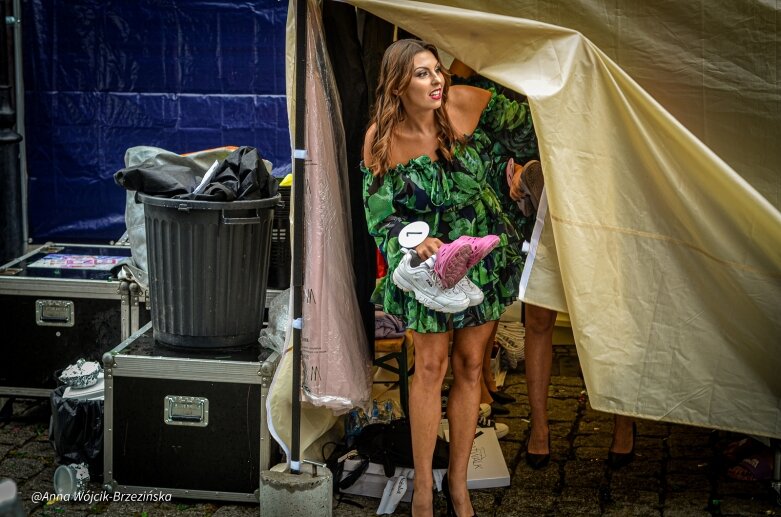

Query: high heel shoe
[[525, 433, 551, 470], [490, 402, 510, 415], [606, 422, 636, 469], [442, 474, 477, 517]]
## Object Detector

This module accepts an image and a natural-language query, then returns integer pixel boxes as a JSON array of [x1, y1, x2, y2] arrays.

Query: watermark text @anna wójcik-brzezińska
[[31, 490, 172, 504]]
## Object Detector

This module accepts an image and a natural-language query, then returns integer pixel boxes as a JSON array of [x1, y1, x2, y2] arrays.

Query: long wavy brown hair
[[366, 40, 462, 177]]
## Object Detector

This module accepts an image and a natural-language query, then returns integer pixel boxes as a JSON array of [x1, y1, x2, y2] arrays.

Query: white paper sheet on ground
[[341, 461, 418, 503], [376, 476, 407, 515]]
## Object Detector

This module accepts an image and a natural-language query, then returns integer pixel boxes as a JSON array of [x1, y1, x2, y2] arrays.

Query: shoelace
[[431, 269, 453, 291], [477, 415, 495, 428], [422, 254, 456, 292], [457, 277, 474, 289]]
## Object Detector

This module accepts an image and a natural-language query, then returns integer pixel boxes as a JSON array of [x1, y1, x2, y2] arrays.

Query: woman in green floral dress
[[362, 40, 536, 516]]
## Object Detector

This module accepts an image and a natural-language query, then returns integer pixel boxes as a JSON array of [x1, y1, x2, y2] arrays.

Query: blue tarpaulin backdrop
[[23, 0, 290, 241]]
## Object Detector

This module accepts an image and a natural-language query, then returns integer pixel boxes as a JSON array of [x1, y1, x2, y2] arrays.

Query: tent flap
[[346, 0, 781, 438]]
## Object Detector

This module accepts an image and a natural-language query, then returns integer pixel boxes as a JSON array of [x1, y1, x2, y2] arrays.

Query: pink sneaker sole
[[451, 235, 500, 269], [433, 242, 472, 289]]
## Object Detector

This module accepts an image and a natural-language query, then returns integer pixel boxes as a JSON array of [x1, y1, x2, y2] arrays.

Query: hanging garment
[[267, 0, 373, 467], [297, 1, 372, 413]]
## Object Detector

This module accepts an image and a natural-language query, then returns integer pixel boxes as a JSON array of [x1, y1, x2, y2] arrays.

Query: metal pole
[[290, 0, 307, 475], [11, 0, 27, 247], [0, 0, 23, 265]]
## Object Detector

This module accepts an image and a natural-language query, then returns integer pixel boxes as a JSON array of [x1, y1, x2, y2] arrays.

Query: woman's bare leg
[[610, 414, 635, 453], [447, 321, 496, 517], [525, 303, 557, 454], [409, 330, 450, 517]]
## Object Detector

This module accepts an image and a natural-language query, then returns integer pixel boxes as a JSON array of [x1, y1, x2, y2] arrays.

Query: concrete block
[[259, 466, 332, 517]]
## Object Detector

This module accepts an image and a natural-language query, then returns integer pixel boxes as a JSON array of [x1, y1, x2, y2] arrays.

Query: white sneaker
[[428, 255, 485, 307], [456, 276, 484, 306], [479, 403, 492, 418], [478, 415, 509, 439], [392, 251, 470, 313]]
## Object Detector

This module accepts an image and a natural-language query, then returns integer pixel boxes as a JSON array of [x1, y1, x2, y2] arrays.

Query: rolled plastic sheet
[[267, 0, 372, 462], [298, 0, 372, 414], [336, 0, 781, 438], [259, 287, 292, 355]]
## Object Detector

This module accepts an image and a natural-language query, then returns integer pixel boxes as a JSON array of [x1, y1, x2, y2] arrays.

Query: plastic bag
[[259, 288, 291, 354], [49, 387, 104, 476], [346, 399, 403, 438], [120, 146, 207, 274]]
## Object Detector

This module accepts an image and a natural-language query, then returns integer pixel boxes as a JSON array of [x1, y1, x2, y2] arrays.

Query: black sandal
[[526, 433, 551, 470], [606, 422, 636, 469], [490, 402, 510, 416]]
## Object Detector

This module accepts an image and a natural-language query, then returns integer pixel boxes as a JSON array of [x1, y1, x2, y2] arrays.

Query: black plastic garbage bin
[[138, 193, 280, 349]]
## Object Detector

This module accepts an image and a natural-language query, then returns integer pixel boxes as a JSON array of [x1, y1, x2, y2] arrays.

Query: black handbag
[[336, 418, 450, 490]]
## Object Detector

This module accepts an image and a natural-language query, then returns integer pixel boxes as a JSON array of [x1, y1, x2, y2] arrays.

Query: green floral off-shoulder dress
[[362, 88, 538, 334], [452, 75, 540, 238]]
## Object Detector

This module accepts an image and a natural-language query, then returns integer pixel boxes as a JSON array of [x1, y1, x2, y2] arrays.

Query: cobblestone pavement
[[1, 345, 777, 516]]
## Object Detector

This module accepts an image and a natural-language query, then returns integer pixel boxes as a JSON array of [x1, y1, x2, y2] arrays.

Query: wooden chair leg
[[398, 340, 409, 418]]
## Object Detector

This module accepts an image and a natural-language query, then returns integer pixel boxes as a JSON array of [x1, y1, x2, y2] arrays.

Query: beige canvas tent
[[270, 0, 781, 460]]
